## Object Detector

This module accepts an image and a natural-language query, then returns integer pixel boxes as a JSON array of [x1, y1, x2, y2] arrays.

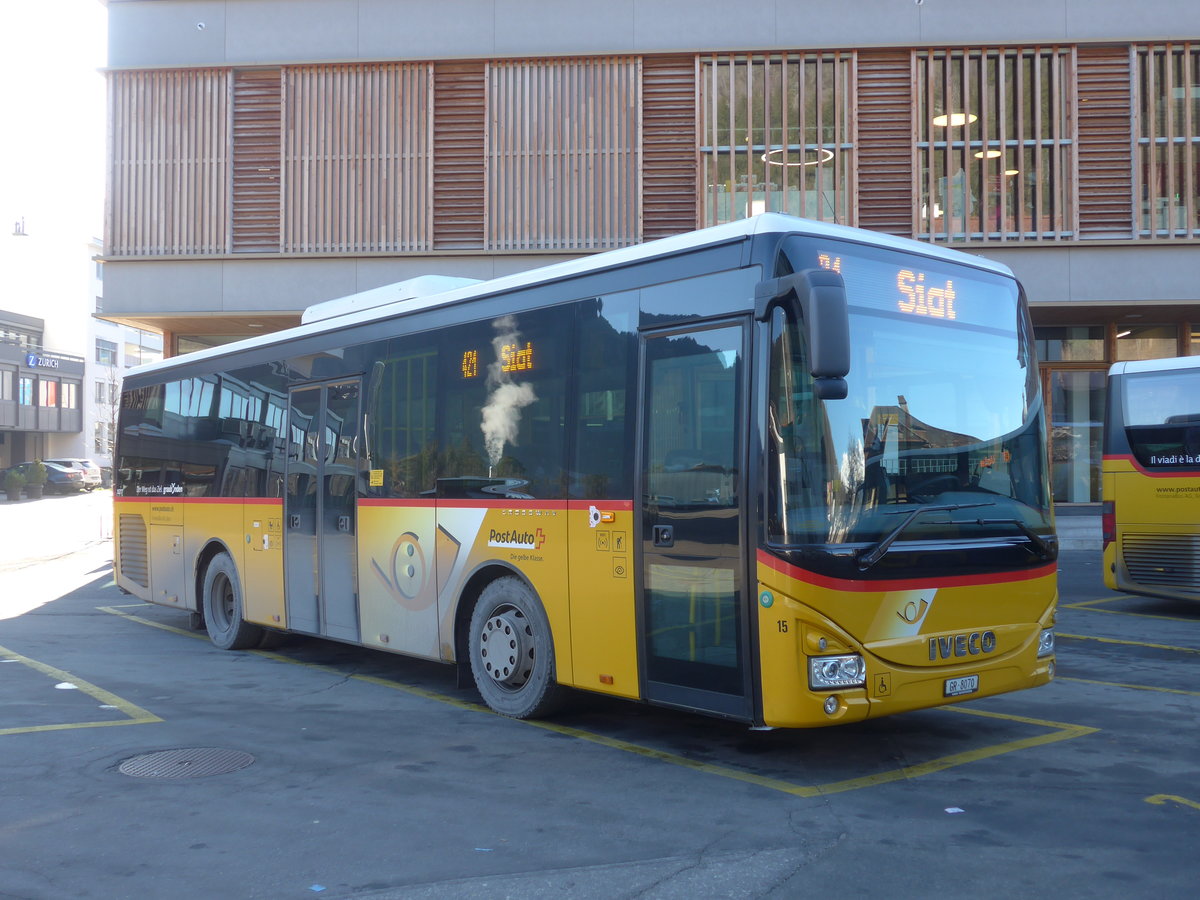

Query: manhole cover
[[118, 748, 255, 779]]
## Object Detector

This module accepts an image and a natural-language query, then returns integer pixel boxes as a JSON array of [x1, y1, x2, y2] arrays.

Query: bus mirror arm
[[755, 269, 851, 399]]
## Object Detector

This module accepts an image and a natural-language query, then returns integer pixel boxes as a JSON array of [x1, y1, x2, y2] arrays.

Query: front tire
[[201, 552, 263, 650], [468, 577, 566, 719]]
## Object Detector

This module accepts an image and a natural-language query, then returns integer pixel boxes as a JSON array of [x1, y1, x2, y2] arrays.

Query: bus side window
[[570, 295, 636, 500]]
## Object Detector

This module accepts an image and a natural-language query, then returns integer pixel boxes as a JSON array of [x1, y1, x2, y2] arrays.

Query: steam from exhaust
[[481, 316, 536, 468]]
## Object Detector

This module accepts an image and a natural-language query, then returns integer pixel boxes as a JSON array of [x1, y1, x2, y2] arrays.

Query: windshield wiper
[[968, 517, 1056, 561], [857, 502, 994, 571]]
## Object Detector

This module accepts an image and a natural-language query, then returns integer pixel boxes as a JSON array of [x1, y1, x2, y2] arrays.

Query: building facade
[[98, 0, 1200, 508]]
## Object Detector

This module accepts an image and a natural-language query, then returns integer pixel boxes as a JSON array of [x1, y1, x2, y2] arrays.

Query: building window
[[0, 367, 12, 400], [1035, 326, 1105, 362], [1116, 323, 1179, 360], [62, 382, 78, 409], [96, 339, 117, 366], [916, 48, 1074, 241], [96, 381, 108, 404], [38, 379, 58, 408], [1135, 44, 1200, 237], [19, 376, 34, 406], [94, 421, 110, 455], [700, 52, 854, 227]]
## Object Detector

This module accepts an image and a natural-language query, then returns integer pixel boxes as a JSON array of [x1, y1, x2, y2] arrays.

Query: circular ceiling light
[[932, 112, 978, 127], [760, 147, 836, 167]]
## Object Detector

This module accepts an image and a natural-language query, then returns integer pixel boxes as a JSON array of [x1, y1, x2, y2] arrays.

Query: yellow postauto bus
[[1102, 355, 1200, 602], [114, 214, 1057, 728]]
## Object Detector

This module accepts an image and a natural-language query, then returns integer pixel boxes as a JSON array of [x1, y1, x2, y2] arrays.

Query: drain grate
[[118, 748, 255, 779]]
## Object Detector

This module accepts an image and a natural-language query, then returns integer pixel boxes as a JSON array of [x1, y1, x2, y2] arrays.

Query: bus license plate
[[944, 675, 979, 697]]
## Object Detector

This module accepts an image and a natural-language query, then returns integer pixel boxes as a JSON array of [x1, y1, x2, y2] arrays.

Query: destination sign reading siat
[[813, 244, 1016, 332], [461, 342, 535, 378]]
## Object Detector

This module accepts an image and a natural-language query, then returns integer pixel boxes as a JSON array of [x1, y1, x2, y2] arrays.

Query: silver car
[[44, 458, 102, 491]]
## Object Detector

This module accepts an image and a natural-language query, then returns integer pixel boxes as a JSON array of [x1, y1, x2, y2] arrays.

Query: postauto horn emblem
[[928, 630, 997, 660]]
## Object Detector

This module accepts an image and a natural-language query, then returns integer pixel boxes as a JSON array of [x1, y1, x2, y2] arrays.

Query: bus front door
[[285, 380, 362, 642], [639, 321, 751, 720]]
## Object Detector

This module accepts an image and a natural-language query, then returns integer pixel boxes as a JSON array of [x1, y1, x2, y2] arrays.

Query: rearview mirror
[[755, 268, 850, 399]]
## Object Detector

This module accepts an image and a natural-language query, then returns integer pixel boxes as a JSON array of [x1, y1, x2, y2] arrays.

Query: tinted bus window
[[439, 307, 569, 500]]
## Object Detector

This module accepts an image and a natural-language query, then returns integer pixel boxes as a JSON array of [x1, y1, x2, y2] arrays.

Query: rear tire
[[468, 577, 566, 719], [201, 553, 263, 650]]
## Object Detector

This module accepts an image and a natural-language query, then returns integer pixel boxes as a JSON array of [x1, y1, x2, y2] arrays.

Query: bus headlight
[[1037, 629, 1055, 658], [809, 654, 866, 690]]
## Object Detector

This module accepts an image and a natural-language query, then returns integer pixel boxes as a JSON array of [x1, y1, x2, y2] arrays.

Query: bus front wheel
[[201, 553, 263, 651], [468, 577, 566, 719]]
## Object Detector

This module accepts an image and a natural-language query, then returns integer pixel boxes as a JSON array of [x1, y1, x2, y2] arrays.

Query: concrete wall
[[107, 0, 1200, 69]]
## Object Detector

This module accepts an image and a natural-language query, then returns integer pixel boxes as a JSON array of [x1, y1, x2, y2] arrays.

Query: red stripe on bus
[[358, 498, 437, 508], [1102, 454, 1200, 478], [757, 549, 1056, 592], [112, 495, 282, 505]]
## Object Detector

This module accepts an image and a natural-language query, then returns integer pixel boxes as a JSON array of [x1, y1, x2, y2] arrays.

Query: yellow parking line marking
[[1145, 794, 1200, 811], [0, 643, 162, 736], [99, 606, 1098, 798], [1058, 676, 1200, 697], [1063, 597, 1124, 609], [1062, 596, 1199, 623], [1057, 633, 1200, 654]]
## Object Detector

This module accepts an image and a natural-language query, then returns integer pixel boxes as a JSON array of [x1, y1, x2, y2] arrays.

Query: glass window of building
[[1049, 370, 1105, 503], [1116, 323, 1178, 360], [1035, 325, 1105, 361], [0, 366, 12, 400], [96, 339, 117, 366], [19, 376, 34, 405], [700, 52, 854, 226], [916, 48, 1073, 241], [1135, 45, 1200, 237]]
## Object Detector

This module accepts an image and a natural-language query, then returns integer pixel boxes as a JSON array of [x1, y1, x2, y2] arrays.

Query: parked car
[[3, 461, 86, 495], [44, 458, 103, 491]]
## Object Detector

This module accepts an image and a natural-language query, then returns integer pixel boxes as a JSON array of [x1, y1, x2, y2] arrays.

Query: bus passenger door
[[285, 380, 362, 641], [639, 321, 752, 720]]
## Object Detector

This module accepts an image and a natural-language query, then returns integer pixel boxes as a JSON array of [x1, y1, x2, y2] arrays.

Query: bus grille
[[119, 514, 149, 588], [1122, 533, 1200, 589]]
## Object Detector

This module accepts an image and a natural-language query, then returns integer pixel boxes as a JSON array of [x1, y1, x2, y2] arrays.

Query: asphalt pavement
[[1, 496, 1196, 899]]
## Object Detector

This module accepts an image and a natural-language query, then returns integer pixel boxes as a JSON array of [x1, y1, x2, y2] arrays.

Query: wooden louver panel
[[642, 55, 698, 240], [107, 69, 228, 256], [433, 62, 486, 249], [283, 64, 432, 253], [1076, 46, 1134, 238], [488, 58, 641, 251], [231, 69, 282, 252], [855, 51, 913, 236]]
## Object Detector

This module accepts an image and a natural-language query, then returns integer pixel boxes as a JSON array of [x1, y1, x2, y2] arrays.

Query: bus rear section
[[1103, 356, 1200, 603]]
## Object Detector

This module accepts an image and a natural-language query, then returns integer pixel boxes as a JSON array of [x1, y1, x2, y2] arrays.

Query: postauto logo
[[487, 527, 546, 550]]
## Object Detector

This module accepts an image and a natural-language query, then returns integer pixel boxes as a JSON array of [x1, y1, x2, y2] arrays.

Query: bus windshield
[[768, 238, 1052, 548], [1119, 368, 1200, 468]]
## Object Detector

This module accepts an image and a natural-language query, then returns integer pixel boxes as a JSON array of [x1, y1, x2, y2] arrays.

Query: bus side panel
[[356, 502, 440, 659], [1106, 456, 1200, 598], [568, 502, 639, 699], [756, 559, 1056, 728], [147, 501, 186, 609], [242, 500, 285, 628], [183, 501, 249, 613], [434, 505, 573, 683], [114, 499, 151, 601]]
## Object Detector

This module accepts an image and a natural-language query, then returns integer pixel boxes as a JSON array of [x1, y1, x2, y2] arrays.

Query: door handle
[[652, 525, 674, 547]]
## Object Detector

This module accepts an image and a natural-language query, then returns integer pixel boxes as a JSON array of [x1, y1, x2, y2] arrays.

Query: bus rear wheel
[[201, 552, 263, 650], [468, 577, 565, 719]]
